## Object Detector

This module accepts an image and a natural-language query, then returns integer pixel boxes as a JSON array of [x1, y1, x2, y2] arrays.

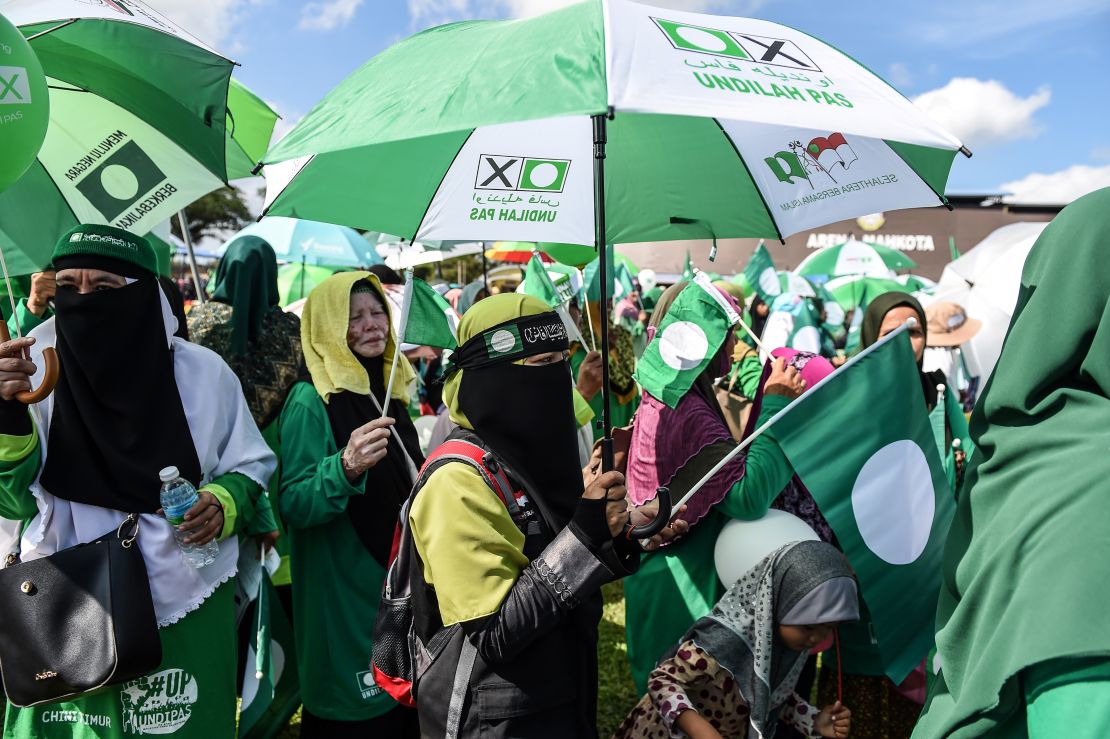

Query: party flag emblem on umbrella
[[635, 272, 739, 408], [773, 330, 954, 682], [807, 132, 857, 172], [653, 19, 750, 60]]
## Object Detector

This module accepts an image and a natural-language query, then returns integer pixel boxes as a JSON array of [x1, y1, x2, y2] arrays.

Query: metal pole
[[176, 210, 205, 305], [480, 242, 489, 293], [592, 112, 614, 471]]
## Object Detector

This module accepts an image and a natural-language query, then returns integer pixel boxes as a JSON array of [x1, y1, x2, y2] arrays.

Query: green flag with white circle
[[772, 330, 954, 683], [634, 272, 739, 407], [743, 242, 780, 302]]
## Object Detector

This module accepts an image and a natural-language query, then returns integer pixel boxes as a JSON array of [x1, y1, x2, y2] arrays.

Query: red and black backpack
[[371, 430, 537, 706]]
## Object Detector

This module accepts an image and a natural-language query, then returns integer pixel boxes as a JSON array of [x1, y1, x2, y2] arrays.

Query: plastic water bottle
[[159, 466, 218, 568]]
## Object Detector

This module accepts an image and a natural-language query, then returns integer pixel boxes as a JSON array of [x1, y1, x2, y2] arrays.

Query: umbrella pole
[[592, 113, 614, 472], [176, 210, 205, 305], [480, 242, 489, 294], [300, 256, 306, 300]]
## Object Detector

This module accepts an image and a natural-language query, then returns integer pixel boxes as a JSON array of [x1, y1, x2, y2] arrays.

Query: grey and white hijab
[[679, 540, 859, 739]]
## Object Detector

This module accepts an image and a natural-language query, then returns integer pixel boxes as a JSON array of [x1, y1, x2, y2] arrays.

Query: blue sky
[[156, 0, 1110, 204]]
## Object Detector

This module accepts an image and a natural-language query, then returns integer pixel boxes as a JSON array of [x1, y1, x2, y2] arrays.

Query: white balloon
[[714, 510, 820, 587], [638, 268, 658, 293]]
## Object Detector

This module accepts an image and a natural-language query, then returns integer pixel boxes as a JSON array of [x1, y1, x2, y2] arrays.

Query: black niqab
[[41, 276, 202, 512], [456, 359, 582, 530]]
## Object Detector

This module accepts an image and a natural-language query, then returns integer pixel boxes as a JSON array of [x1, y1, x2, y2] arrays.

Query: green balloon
[[0, 12, 49, 193]]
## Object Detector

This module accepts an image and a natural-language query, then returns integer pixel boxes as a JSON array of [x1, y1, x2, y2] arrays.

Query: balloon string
[[0, 249, 23, 341], [835, 626, 843, 705]]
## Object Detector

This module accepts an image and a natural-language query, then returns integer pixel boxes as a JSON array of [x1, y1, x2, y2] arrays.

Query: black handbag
[[0, 514, 163, 707]]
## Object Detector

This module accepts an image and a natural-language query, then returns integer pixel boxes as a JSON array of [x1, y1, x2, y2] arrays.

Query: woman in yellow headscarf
[[407, 293, 647, 738], [278, 272, 421, 737]]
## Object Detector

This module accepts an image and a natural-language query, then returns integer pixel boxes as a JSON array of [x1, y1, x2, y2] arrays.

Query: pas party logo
[[475, 154, 570, 193], [119, 668, 198, 735], [0, 67, 31, 105], [653, 18, 821, 72], [74, 139, 167, 221], [764, 132, 858, 188]]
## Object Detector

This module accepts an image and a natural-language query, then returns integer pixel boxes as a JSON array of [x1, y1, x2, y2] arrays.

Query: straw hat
[[926, 301, 982, 347]]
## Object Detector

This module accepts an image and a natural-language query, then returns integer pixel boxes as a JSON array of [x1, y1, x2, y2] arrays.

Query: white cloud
[[1000, 164, 1110, 205], [231, 177, 267, 218], [144, 0, 260, 51], [299, 0, 365, 31], [912, 78, 1050, 148], [886, 62, 912, 89], [264, 101, 304, 144]]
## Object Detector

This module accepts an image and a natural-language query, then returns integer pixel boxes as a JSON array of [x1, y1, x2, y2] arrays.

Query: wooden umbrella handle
[[0, 322, 59, 404]]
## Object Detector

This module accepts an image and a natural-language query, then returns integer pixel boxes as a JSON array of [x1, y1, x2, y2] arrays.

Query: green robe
[[277, 382, 396, 722], [913, 187, 1110, 738], [6, 297, 51, 340], [623, 394, 794, 693]]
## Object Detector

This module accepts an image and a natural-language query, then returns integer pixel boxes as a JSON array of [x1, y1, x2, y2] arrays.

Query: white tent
[[931, 222, 1048, 381]]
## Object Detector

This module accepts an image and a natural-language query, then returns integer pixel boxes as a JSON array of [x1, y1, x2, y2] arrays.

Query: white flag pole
[[381, 269, 415, 419], [582, 298, 598, 352], [556, 302, 588, 349], [665, 318, 918, 519], [734, 312, 766, 352]]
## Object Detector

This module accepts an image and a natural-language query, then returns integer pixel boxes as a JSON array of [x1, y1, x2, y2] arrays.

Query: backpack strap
[[415, 439, 523, 519]]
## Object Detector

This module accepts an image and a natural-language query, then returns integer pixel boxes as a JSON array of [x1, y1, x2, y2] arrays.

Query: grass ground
[[278, 581, 639, 737]]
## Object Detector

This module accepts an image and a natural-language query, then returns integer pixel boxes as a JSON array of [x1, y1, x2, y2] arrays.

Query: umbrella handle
[[0, 322, 58, 404], [625, 486, 672, 540]]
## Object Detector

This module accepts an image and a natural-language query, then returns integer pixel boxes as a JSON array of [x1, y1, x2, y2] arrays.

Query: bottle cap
[[158, 466, 180, 483]]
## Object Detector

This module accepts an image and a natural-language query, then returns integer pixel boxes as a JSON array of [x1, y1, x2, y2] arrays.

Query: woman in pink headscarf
[[622, 280, 836, 694]]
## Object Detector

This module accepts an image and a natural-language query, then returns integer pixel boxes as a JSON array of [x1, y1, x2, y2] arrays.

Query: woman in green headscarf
[[278, 272, 422, 736], [188, 235, 304, 584], [913, 188, 1110, 738], [407, 293, 653, 738]]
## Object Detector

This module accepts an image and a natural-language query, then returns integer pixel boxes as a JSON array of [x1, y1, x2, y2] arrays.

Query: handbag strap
[[116, 514, 140, 549]]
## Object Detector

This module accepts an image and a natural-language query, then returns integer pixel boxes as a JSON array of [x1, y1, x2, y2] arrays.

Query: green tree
[[172, 186, 252, 242]]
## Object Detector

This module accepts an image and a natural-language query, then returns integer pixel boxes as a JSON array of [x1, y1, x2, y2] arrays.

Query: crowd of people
[[0, 186, 1104, 739]]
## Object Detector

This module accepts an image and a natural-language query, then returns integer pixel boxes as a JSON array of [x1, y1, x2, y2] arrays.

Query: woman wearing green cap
[[0, 224, 275, 738], [406, 293, 673, 738], [277, 272, 422, 736]]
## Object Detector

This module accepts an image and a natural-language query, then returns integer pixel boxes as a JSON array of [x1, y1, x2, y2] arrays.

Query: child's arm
[[782, 693, 852, 738], [647, 639, 730, 739], [676, 710, 724, 739]]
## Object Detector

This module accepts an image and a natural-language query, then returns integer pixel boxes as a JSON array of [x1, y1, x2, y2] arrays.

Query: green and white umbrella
[[825, 274, 910, 310], [795, 238, 917, 281], [0, 0, 275, 273], [263, 0, 965, 246], [261, 0, 967, 466]]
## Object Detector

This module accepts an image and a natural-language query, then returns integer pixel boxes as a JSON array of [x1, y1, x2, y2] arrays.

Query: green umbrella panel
[[0, 2, 276, 274]]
